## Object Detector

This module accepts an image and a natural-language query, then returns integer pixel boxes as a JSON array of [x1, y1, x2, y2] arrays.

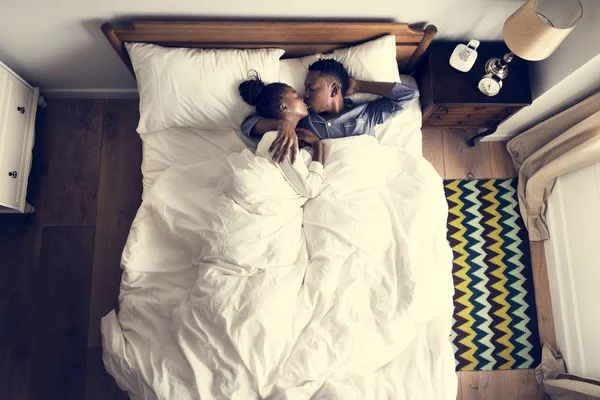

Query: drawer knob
[[8, 171, 18, 178], [17, 106, 25, 114]]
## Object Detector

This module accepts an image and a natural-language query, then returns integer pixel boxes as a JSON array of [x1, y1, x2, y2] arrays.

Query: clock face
[[478, 76, 501, 97]]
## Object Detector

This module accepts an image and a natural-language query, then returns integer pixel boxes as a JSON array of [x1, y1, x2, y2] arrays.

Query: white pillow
[[126, 43, 285, 133], [278, 35, 400, 103], [279, 54, 321, 97]]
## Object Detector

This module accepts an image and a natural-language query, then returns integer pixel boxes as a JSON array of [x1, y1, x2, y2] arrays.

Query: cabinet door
[[0, 74, 32, 207]]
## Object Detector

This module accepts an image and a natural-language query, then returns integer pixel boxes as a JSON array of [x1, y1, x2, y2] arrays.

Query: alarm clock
[[478, 73, 503, 97]]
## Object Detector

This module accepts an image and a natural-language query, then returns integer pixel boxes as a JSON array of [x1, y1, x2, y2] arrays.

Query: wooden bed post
[[406, 25, 438, 72], [101, 23, 135, 77]]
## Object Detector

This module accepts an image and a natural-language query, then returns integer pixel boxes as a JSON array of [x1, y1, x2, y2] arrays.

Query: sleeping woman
[[238, 75, 324, 199]]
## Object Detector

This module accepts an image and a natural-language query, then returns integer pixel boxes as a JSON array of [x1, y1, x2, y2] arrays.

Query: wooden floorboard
[[460, 370, 545, 400], [28, 227, 95, 400], [443, 130, 493, 179], [489, 141, 517, 179], [529, 241, 557, 349], [87, 100, 142, 347], [0, 216, 35, 400], [40, 100, 104, 227], [84, 347, 129, 400], [456, 372, 463, 400], [422, 128, 445, 178]]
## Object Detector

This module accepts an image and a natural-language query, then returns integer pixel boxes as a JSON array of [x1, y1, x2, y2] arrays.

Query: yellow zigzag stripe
[[447, 180, 478, 370], [483, 179, 515, 369]]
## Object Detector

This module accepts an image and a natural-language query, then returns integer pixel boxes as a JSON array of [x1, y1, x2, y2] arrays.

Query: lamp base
[[485, 52, 514, 80]]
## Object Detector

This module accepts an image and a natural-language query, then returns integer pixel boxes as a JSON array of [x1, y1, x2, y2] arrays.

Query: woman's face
[[281, 87, 309, 119]]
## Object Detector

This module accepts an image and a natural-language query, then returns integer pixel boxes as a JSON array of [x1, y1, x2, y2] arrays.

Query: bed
[[100, 21, 457, 400]]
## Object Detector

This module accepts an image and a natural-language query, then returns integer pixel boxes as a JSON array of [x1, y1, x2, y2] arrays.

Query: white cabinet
[[0, 61, 40, 213]]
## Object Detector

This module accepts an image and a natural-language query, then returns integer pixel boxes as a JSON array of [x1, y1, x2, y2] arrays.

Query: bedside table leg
[[467, 126, 499, 147]]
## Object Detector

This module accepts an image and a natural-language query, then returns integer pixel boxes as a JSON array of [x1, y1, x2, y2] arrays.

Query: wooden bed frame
[[102, 21, 437, 76]]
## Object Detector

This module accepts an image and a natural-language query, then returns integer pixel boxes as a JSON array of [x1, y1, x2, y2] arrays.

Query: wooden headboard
[[102, 21, 437, 77]]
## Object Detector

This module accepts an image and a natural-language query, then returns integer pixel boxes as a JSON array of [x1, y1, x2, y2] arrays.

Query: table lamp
[[483, 0, 583, 86]]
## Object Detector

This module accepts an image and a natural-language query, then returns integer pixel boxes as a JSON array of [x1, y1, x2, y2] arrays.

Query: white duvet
[[102, 135, 457, 399]]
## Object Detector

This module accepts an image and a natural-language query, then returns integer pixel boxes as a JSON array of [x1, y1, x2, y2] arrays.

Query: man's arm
[[347, 80, 395, 97], [352, 81, 420, 126], [347, 78, 419, 100], [241, 115, 273, 138]]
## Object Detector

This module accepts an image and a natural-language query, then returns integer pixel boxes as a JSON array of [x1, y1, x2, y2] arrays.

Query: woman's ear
[[330, 82, 340, 97], [279, 103, 290, 113]]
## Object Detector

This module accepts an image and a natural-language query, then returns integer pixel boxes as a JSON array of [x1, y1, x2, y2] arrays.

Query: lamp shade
[[503, 0, 582, 61]]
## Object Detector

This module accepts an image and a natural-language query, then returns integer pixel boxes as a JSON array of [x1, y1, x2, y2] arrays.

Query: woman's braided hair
[[239, 70, 289, 119]]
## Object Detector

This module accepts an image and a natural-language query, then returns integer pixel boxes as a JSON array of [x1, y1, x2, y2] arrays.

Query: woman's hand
[[296, 128, 324, 165], [269, 120, 298, 164], [296, 128, 320, 146]]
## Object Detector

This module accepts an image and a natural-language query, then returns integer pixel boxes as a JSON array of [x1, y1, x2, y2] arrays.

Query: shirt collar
[[307, 98, 355, 123]]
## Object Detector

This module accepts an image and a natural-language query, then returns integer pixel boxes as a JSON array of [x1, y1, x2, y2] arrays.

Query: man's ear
[[279, 103, 289, 113], [330, 82, 340, 97]]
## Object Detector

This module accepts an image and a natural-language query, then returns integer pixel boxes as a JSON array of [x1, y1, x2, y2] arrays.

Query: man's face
[[304, 71, 334, 114]]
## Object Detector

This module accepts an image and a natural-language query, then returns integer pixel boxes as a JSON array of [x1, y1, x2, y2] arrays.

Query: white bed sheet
[[139, 74, 423, 198], [103, 134, 457, 399]]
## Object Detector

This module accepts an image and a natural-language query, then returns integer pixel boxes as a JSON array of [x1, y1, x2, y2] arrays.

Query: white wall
[[490, 52, 600, 140], [0, 0, 526, 92], [544, 162, 600, 379], [529, 0, 600, 99], [485, 0, 600, 141]]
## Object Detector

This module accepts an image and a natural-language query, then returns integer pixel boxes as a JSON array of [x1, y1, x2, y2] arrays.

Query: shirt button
[[327, 122, 332, 127]]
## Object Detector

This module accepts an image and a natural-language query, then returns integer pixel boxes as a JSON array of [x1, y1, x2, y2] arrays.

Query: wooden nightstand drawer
[[433, 105, 518, 116], [424, 104, 522, 128], [424, 119, 497, 128]]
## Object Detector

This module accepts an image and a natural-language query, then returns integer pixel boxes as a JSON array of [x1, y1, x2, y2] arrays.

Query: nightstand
[[0, 61, 42, 214], [416, 41, 532, 146]]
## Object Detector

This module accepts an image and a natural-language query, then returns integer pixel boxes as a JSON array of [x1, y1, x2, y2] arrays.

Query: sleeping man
[[240, 58, 419, 164]]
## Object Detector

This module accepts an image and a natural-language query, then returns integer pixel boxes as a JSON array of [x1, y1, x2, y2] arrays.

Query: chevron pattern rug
[[444, 178, 541, 371]]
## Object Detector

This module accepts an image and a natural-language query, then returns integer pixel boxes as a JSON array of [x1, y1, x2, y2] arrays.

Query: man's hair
[[308, 59, 350, 96]]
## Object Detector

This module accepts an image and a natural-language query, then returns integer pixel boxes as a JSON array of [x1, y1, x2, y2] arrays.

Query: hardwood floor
[[0, 100, 133, 400], [423, 128, 554, 400], [0, 102, 553, 399]]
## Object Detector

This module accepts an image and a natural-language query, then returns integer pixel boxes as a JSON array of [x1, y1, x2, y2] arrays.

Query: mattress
[[139, 74, 423, 197]]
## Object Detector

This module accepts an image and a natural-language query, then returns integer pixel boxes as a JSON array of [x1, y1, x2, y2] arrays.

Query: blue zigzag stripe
[[461, 180, 494, 369], [495, 179, 526, 367], [457, 180, 487, 369], [500, 179, 536, 368]]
